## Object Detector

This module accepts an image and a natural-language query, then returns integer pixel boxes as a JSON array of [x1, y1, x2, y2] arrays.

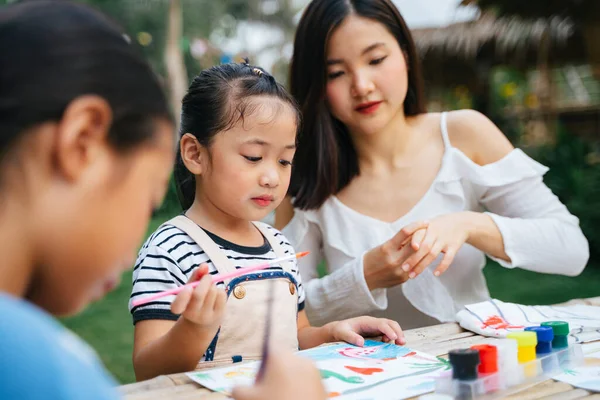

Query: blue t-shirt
[[0, 294, 119, 399]]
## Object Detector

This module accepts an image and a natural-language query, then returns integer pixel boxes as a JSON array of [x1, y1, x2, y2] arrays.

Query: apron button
[[233, 285, 246, 299], [289, 282, 296, 295]]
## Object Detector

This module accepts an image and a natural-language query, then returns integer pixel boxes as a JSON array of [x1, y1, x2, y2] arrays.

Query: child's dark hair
[[289, 0, 426, 210], [0, 0, 172, 176], [175, 61, 301, 210]]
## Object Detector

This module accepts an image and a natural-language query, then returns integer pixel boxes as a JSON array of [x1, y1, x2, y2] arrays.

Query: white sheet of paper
[[553, 348, 600, 392], [187, 341, 447, 399]]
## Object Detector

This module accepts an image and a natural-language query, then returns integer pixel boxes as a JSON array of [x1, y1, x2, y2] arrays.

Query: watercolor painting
[[187, 340, 449, 399], [554, 349, 600, 392]]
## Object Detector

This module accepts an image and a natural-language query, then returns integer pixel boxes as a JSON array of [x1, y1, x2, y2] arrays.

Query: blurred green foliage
[[530, 126, 600, 264]]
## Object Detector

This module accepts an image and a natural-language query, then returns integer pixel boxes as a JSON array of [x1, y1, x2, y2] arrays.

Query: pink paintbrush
[[131, 251, 309, 307]]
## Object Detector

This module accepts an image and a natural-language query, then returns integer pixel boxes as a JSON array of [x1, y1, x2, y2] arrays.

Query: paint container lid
[[507, 331, 538, 347], [449, 348, 480, 380], [471, 344, 498, 373], [525, 326, 554, 342], [491, 338, 518, 360], [541, 321, 570, 336]]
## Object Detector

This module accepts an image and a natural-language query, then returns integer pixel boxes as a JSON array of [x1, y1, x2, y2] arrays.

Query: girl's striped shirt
[[129, 222, 306, 324]]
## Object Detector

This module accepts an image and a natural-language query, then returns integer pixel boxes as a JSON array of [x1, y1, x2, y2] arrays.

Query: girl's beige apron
[[164, 215, 299, 369]]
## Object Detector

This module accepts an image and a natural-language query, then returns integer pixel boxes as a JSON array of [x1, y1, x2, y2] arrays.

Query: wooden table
[[119, 297, 600, 400]]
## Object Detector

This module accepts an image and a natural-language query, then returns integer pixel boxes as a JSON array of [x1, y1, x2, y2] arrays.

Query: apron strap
[[164, 215, 237, 279], [252, 221, 294, 272]]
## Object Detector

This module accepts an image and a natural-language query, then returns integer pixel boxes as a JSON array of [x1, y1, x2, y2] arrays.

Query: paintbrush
[[255, 278, 275, 383], [131, 251, 309, 307]]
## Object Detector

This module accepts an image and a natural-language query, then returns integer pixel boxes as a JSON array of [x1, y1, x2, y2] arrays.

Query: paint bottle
[[541, 321, 570, 349], [471, 344, 499, 392], [507, 331, 539, 379], [506, 332, 537, 363], [449, 349, 480, 399], [492, 339, 520, 386], [470, 344, 498, 374], [449, 348, 480, 380], [524, 326, 554, 354]]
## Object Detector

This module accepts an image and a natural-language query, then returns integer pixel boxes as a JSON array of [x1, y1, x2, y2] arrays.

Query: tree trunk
[[582, 22, 600, 80], [533, 29, 553, 145], [164, 0, 188, 128]]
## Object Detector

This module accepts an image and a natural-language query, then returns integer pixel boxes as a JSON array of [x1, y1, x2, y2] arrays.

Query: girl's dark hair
[[0, 0, 171, 165], [175, 61, 301, 210], [289, 0, 426, 209]]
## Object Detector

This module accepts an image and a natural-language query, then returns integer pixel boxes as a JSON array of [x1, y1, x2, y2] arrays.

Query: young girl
[[130, 61, 421, 381], [0, 1, 175, 398], [276, 0, 588, 329], [0, 2, 328, 399]]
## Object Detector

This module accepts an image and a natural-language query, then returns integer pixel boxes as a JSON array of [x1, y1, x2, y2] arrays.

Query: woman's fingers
[[434, 247, 457, 276], [409, 240, 444, 278], [389, 221, 429, 249], [401, 231, 436, 273]]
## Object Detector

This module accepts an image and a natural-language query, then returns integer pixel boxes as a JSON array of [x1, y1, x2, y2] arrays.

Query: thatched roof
[[459, 0, 600, 23], [412, 12, 583, 65]]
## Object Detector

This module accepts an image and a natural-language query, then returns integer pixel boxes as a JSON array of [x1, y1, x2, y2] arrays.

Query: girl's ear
[[180, 133, 205, 175], [53, 95, 113, 182]]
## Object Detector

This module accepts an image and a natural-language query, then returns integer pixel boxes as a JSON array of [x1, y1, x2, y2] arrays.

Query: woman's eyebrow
[[326, 42, 386, 65]]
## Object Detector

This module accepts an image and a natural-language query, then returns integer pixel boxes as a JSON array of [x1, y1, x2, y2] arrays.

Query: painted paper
[[187, 340, 448, 399]]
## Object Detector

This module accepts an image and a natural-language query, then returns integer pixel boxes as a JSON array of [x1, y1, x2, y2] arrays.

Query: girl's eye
[[370, 56, 387, 65], [328, 71, 344, 80], [243, 155, 262, 162], [279, 159, 292, 167]]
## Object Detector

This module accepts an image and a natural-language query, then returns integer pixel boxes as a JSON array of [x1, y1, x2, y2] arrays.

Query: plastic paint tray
[[434, 344, 583, 399]]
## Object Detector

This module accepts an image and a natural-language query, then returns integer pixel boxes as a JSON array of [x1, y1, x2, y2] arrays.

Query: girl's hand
[[402, 212, 474, 279], [171, 264, 227, 331], [363, 221, 429, 290], [327, 316, 405, 347]]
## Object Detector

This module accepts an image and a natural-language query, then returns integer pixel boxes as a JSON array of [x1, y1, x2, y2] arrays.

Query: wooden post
[[536, 29, 554, 143], [164, 0, 188, 127]]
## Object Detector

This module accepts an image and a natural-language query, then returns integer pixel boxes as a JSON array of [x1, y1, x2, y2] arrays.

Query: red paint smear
[[344, 366, 384, 375], [402, 351, 417, 357], [481, 315, 524, 330], [328, 392, 341, 397]]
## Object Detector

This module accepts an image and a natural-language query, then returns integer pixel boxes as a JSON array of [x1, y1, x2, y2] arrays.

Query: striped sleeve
[[129, 243, 186, 324]]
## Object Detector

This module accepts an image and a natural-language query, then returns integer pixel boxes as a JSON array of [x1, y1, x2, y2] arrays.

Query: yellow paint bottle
[[507, 332, 537, 363]]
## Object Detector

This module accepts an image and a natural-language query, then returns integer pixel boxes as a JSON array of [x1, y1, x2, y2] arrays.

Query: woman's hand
[[402, 212, 476, 278], [362, 220, 429, 290]]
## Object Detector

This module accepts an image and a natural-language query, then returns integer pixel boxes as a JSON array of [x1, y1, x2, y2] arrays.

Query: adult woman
[[276, 0, 589, 329]]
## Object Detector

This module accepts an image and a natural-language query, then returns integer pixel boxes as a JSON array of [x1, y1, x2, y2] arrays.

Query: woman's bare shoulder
[[445, 109, 514, 166]]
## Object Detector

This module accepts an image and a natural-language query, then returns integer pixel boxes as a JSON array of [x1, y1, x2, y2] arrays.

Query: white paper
[[187, 340, 447, 399]]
